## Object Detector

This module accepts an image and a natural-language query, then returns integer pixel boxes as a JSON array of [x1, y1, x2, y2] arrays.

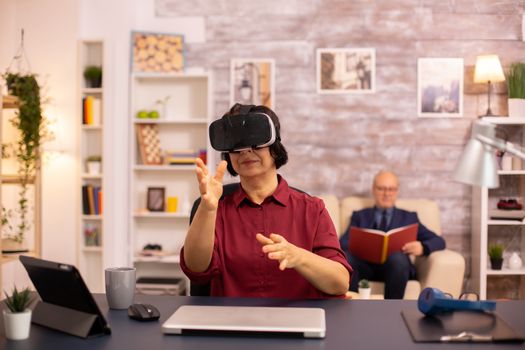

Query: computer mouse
[[128, 303, 160, 321]]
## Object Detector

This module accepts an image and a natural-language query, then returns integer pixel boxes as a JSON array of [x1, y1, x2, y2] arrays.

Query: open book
[[349, 223, 418, 264]]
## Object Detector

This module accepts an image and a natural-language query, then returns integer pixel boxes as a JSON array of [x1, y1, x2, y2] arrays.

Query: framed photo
[[317, 48, 375, 94], [417, 58, 464, 118], [131, 31, 184, 73], [230, 59, 275, 109], [147, 187, 165, 212]]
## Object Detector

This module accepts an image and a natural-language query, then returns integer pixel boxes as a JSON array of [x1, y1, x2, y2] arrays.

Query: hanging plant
[[2, 72, 44, 244]]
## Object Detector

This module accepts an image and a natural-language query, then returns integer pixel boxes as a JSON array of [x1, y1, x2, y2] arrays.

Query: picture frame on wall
[[417, 58, 464, 118], [131, 31, 184, 73], [147, 187, 165, 212], [316, 48, 375, 94], [230, 59, 275, 109]]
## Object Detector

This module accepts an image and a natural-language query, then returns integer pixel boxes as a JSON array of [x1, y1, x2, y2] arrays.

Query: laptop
[[161, 305, 326, 338]]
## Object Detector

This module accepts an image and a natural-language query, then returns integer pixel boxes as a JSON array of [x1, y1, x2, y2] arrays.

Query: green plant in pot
[[358, 279, 371, 299], [86, 155, 102, 175], [506, 62, 525, 117], [83, 65, 102, 88], [3, 286, 33, 340], [1, 72, 45, 250], [488, 243, 504, 270]]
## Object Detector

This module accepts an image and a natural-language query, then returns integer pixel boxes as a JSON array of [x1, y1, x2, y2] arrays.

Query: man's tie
[[379, 210, 388, 232]]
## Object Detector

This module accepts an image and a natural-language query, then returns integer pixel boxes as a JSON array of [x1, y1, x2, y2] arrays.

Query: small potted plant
[[358, 279, 371, 299], [83, 65, 102, 88], [488, 243, 504, 270], [506, 62, 525, 118], [3, 286, 33, 340], [86, 155, 102, 175]]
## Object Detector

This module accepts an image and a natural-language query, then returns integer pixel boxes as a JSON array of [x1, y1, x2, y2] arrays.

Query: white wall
[[1, 0, 206, 276], [0, 0, 79, 265]]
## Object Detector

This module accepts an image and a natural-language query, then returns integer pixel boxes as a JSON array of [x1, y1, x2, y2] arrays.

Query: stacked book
[[164, 149, 198, 165], [82, 96, 101, 125], [82, 185, 103, 215]]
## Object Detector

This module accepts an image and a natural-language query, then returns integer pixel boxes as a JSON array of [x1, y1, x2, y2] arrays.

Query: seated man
[[339, 170, 445, 299]]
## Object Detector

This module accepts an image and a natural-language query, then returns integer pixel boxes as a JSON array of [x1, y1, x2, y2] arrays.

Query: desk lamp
[[453, 120, 525, 188], [473, 55, 505, 117]]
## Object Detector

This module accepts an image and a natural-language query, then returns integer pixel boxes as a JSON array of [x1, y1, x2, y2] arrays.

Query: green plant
[[87, 155, 101, 162], [83, 65, 102, 81], [488, 243, 504, 260], [358, 279, 370, 289], [2, 72, 45, 244], [506, 62, 525, 99], [3, 286, 32, 313]]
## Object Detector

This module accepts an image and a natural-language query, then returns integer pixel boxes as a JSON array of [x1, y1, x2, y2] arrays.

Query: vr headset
[[209, 105, 278, 152], [418, 288, 496, 316]]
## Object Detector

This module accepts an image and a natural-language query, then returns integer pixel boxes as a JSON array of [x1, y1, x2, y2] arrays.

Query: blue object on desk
[[418, 288, 496, 316]]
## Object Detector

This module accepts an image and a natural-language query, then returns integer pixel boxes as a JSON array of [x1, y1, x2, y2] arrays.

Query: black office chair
[[187, 183, 307, 296]]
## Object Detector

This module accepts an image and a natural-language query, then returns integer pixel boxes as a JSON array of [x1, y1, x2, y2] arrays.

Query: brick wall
[[156, 0, 525, 289]]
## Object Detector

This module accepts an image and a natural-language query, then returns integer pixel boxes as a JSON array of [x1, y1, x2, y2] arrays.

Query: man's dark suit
[[339, 207, 446, 299]]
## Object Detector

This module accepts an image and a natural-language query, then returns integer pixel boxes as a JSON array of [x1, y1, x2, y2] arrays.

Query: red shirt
[[180, 176, 352, 298]]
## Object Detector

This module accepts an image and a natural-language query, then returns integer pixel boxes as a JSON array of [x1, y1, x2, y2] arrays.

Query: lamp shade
[[453, 121, 499, 188], [473, 55, 505, 83]]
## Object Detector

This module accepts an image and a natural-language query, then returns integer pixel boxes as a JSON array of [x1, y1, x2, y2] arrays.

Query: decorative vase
[[358, 287, 371, 299], [490, 257, 503, 270], [508, 252, 523, 270], [508, 98, 525, 118], [3, 309, 32, 340]]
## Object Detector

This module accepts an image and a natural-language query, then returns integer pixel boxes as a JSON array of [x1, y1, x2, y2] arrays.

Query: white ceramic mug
[[105, 267, 136, 309]]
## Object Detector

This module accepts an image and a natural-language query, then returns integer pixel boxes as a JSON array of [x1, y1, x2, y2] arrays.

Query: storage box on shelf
[[129, 72, 214, 295], [471, 116, 525, 300], [78, 40, 105, 292]]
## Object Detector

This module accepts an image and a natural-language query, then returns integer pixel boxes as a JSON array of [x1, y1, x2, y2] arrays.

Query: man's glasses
[[374, 186, 398, 193]]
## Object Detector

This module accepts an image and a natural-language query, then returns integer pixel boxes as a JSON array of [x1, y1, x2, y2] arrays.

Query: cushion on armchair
[[318, 195, 465, 299]]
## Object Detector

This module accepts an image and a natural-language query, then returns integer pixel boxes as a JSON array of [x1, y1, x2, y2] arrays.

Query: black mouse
[[128, 303, 160, 322]]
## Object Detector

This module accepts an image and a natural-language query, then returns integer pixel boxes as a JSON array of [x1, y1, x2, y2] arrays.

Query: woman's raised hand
[[195, 158, 227, 211]]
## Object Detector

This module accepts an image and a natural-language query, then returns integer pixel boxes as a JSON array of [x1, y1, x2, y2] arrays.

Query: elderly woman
[[181, 103, 351, 298]]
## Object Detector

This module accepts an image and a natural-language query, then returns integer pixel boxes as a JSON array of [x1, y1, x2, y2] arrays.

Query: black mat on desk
[[401, 309, 525, 343]]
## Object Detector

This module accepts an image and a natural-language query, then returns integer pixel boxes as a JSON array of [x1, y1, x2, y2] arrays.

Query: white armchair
[[319, 195, 465, 299]]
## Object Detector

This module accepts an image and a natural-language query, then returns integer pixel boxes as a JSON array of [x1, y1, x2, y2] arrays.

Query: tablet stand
[[32, 301, 109, 338]]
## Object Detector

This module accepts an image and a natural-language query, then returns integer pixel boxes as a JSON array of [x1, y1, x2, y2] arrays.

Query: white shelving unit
[[471, 117, 525, 300], [129, 72, 214, 294], [78, 40, 105, 292]]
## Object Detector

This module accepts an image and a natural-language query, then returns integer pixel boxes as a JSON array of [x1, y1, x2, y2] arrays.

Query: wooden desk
[[1, 294, 524, 349]]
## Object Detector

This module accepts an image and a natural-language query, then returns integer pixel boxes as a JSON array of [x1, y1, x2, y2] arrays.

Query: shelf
[[82, 88, 103, 94], [134, 254, 180, 264], [487, 219, 524, 225], [82, 215, 103, 220], [486, 267, 525, 275], [0, 174, 36, 184], [132, 71, 208, 79], [1, 95, 19, 109], [133, 118, 207, 125], [481, 117, 525, 125], [81, 125, 102, 131], [498, 170, 525, 175], [81, 246, 102, 253], [133, 165, 195, 171], [134, 211, 190, 219], [1, 250, 38, 264], [81, 173, 102, 180]]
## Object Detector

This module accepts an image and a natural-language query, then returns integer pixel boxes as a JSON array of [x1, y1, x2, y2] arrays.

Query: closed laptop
[[162, 305, 325, 338]]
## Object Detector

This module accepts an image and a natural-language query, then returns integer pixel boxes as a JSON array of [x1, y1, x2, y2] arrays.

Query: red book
[[349, 223, 418, 264]]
